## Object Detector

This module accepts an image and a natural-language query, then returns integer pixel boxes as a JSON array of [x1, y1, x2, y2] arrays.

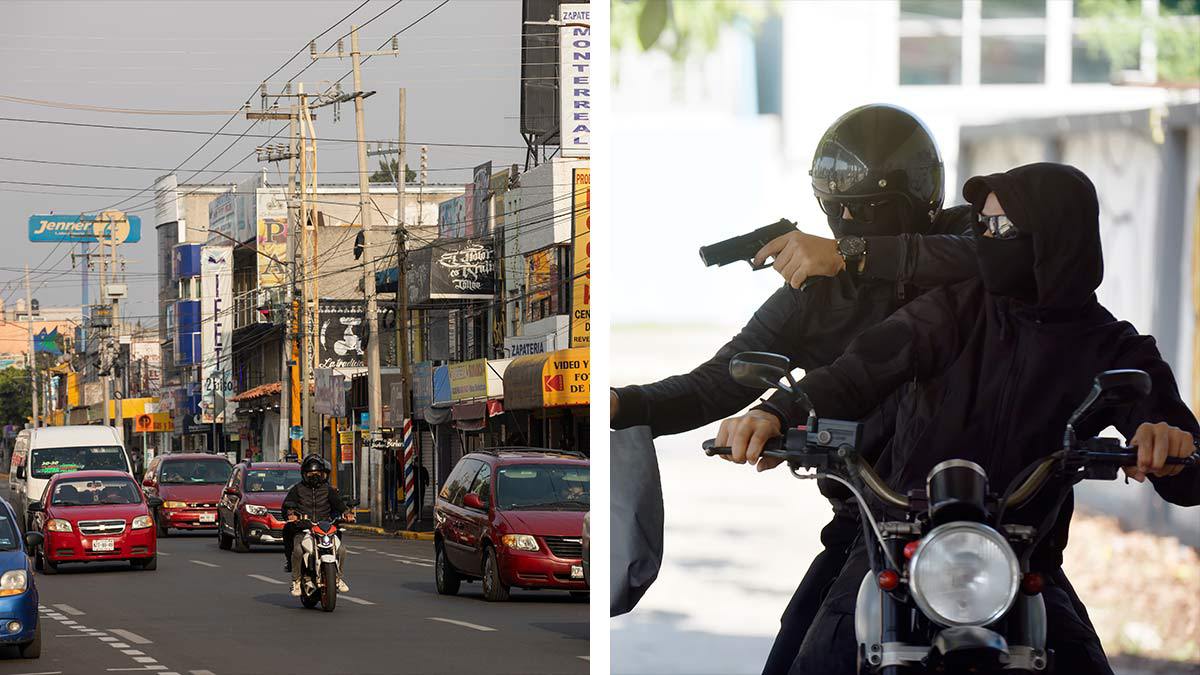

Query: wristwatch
[[836, 236, 867, 272]]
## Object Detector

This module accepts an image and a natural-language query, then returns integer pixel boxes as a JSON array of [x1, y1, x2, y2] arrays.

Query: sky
[[0, 0, 529, 326]]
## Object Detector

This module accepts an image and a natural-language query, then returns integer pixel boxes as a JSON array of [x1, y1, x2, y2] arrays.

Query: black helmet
[[301, 455, 330, 482], [810, 104, 944, 235]]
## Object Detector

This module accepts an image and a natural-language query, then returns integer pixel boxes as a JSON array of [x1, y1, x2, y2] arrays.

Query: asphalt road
[[0, 490, 589, 675]]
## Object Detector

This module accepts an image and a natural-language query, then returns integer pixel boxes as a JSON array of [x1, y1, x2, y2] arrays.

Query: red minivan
[[29, 470, 161, 573], [142, 454, 233, 536], [434, 449, 589, 602]]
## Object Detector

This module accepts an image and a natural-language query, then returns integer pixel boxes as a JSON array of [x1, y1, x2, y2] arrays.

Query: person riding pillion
[[611, 104, 995, 673], [282, 455, 355, 596]]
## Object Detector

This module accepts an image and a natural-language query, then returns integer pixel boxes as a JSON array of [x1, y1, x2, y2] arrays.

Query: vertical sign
[[200, 246, 234, 424], [256, 188, 288, 288], [559, 3, 591, 158], [472, 162, 493, 236], [570, 167, 590, 347]]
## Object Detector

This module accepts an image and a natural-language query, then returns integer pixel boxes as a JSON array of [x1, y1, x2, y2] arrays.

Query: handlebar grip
[[702, 437, 784, 457], [1087, 449, 1199, 466]]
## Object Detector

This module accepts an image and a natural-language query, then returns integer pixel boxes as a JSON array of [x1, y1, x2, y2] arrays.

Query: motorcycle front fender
[[319, 553, 337, 564], [854, 570, 881, 649]]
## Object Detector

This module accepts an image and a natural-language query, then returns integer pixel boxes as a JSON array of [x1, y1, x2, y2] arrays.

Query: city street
[[0, 491, 588, 675]]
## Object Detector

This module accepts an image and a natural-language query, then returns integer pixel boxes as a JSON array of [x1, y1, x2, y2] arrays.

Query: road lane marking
[[99, 636, 119, 642], [189, 559, 219, 568], [53, 603, 84, 615], [190, 671, 217, 675], [248, 574, 285, 585], [340, 595, 375, 606], [108, 628, 152, 644], [54, 633, 96, 637], [5, 671, 61, 675], [109, 642, 130, 648], [122, 650, 145, 655], [157, 551, 171, 556], [133, 656, 158, 663], [428, 617, 497, 632]]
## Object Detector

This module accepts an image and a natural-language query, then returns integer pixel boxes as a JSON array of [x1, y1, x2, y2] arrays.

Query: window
[[524, 246, 567, 322], [51, 477, 141, 506], [160, 459, 232, 485], [900, 36, 963, 84], [467, 463, 492, 507], [244, 468, 300, 493], [981, 35, 1047, 83], [496, 464, 590, 511], [981, 0, 1045, 19], [30, 445, 130, 479], [439, 458, 483, 506]]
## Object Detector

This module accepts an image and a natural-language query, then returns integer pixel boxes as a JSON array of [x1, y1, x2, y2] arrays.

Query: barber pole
[[402, 418, 417, 529]]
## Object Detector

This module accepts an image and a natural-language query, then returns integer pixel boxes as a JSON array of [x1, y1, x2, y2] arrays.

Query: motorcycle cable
[[819, 470, 902, 574]]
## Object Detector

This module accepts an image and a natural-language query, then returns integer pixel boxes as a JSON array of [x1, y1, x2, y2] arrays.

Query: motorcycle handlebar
[[1005, 445, 1197, 509]]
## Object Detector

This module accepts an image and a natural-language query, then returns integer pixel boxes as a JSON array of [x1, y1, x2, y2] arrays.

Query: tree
[[612, 0, 776, 63], [0, 367, 32, 427], [1077, 0, 1199, 84], [369, 158, 417, 184]]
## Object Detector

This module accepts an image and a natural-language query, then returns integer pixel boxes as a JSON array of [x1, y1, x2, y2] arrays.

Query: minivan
[[8, 426, 134, 529]]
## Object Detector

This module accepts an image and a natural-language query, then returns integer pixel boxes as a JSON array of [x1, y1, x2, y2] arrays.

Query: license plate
[[91, 539, 115, 552], [570, 565, 584, 580], [199, 513, 216, 523]]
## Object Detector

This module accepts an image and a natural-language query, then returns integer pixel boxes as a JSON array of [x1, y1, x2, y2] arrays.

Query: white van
[[8, 425, 134, 526]]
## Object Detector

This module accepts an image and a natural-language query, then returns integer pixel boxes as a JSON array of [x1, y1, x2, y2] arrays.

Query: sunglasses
[[819, 198, 890, 223], [977, 213, 1022, 240]]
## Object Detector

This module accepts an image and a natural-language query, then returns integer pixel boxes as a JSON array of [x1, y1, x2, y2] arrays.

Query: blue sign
[[289, 425, 305, 440], [358, 412, 369, 431], [29, 214, 142, 243]]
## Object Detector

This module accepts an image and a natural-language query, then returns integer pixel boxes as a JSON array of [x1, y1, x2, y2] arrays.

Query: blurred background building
[[610, 1, 1199, 672]]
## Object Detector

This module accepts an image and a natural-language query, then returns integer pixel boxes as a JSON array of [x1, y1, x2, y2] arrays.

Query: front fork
[[300, 534, 342, 583], [878, 536, 913, 675]]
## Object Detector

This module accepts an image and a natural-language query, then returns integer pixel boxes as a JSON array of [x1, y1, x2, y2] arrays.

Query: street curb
[[341, 524, 434, 541]]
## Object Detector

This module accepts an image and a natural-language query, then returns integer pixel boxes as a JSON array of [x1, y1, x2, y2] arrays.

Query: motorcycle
[[704, 352, 1198, 674], [291, 499, 358, 613]]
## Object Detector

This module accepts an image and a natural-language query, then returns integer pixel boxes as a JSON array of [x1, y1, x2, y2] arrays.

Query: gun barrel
[[699, 219, 796, 268]]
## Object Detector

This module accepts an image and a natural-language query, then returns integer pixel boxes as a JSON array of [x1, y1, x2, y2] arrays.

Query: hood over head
[[963, 162, 1102, 310]]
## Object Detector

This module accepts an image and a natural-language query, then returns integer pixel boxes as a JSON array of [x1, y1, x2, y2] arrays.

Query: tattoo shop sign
[[407, 237, 497, 303]]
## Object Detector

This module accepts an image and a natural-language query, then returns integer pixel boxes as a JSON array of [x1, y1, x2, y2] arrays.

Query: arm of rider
[[752, 231, 845, 289], [861, 206, 979, 288], [714, 409, 784, 472], [1125, 422, 1195, 482]]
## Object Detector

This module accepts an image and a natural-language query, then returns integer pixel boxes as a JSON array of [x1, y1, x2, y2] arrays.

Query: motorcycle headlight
[[909, 522, 1020, 627], [46, 519, 73, 533], [502, 534, 540, 552], [244, 504, 269, 517], [0, 570, 28, 597], [131, 515, 154, 530], [163, 501, 188, 509]]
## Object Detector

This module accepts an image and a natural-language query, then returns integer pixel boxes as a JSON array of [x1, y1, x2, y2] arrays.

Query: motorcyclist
[[281, 455, 355, 597], [722, 162, 1200, 674], [611, 103, 984, 672]]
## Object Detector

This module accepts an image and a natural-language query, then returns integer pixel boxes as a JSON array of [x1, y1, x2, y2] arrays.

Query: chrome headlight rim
[[909, 521, 1020, 628]]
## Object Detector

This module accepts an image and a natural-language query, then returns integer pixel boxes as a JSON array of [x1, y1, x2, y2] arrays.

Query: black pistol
[[699, 218, 797, 270]]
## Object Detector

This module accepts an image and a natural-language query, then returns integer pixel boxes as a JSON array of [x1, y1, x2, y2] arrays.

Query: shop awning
[[502, 353, 548, 410]]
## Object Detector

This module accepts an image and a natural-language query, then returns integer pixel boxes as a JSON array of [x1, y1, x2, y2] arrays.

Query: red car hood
[[499, 509, 586, 537], [157, 484, 226, 503], [242, 493, 286, 509], [50, 503, 149, 522]]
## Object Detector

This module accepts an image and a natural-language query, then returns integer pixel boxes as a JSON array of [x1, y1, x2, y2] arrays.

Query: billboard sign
[[314, 368, 346, 417], [412, 360, 433, 417], [407, 238, 498, 303], [256, 188, 288, 288], [29, 213, 142, 244], [449, 359, 488, 402], [559, 3, 591, 158], [318, 300, 367, 369], [472, 162, 492, 236], [207, 190, 236, 245], [200, 246, 234, 424], [542, 347, 588, 407], [504, 333, 556, 358], [571, 168, 590, 347], [154, 174, 180, 226], [438, 194, 467, 239]]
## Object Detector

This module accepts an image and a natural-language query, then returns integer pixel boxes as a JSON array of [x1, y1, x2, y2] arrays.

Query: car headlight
[[501, 534, 539, 552], [131, 515, 154, 530], [0, 570, 28, 597], [244, 504, 269, 517], [909, 522, 1020, 627], [163, 501, 188, 509], [46, 519, 73, 533]]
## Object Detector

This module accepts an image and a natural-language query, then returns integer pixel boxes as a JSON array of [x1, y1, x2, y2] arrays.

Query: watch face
[[839, 236, 866, 257]]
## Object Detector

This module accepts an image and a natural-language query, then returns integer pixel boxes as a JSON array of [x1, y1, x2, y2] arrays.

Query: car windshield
[[0, 514, 17, 551], [496, 464, 589, 511], [245, 469, 300, 493], [31, 446, 129, 479], [50, 477, 142, 506], [160, 460, 232, 484]]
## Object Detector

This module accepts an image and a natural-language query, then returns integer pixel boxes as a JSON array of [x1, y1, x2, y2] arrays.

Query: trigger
[[749, 258, 771, 271]]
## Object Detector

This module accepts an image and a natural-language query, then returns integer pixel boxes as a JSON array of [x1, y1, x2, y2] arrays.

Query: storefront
[[502, 347, 590, 454]]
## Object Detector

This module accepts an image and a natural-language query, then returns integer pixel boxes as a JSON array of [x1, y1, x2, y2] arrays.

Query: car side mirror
[[730, 352, 795, 392], [1067, 369, 1152, 428], [15, 465, 24, 479], [147, 497, 164, 509], [24, 531, 43, 549], [27, 501, 43, 513], [463, 493, 485, 510]]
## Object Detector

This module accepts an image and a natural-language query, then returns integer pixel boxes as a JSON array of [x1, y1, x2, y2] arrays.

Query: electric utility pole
[[312, 25, 398, 525], [24, 265, 38, 428]]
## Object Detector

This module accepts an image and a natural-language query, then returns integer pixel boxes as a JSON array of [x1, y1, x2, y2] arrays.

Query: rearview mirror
[[463, 493, 485, 510], [1067, 369, 1152, 428], [730, 352, 794, 392], [24, 531, 43, 550], [27, 501, 43, 513]]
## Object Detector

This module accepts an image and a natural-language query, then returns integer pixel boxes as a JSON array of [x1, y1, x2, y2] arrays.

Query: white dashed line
[[190, 671, 217, 675], [53, 603, 84, 615], [122, 649, 145, 655], [189, 559, 219, 568], [248, 574, 285, 585], [578, 656, 590, 661], [108, 628, 153, 644], [428, 617, 497, 632], [340, 594, 375, 606], [133, 656, 158, 664], [109, 642, 130, 648], [54, 634, 95, 638], [99, 636, 119, 642], [7, 671, 62, 675]]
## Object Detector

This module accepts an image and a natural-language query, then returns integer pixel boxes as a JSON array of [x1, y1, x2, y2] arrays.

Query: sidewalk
[[341, 523, 434, 541]]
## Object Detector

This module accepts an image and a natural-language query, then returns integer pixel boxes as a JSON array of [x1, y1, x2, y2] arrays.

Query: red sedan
[[29, 470, 162, 573]]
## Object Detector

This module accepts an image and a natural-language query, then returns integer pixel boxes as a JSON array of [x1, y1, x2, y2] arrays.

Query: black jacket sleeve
[[861, 205, 978, 288], [281, 485, 302, 517], [1109, 335, 1200, 506], [328, 486, 349, 517], [769, 284, 973, 426], [611, 285, 815, 437]]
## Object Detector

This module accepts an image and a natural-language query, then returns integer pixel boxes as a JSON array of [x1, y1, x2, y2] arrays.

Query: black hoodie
[[771, 162, 1200, 567]]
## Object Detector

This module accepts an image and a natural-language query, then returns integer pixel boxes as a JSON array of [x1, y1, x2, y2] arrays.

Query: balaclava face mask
[[304, 471, 323, 487], [975, 235, 1037, 304], [828, 198, 912, 238]]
